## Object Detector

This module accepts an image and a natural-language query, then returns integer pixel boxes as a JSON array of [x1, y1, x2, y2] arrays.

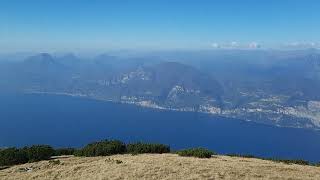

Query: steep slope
[[114, 62, 223, 108]]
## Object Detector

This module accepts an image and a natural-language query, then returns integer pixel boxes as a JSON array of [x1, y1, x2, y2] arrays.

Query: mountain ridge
[[1, 51, 320, 129]]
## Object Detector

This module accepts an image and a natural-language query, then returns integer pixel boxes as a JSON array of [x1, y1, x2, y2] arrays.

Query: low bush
[[0, 145, 54, 166], [226, 153, 256, 158], [1, 140, 313, 167], [54, 148, 75, 156], [314, 162, 320, 167], [268, 158, 309, 165], [226, 154, 310, 166], [127, 142, 170, 154], [177, 148, 215, 158], [0, 148, 28, 166], [75, 140, 126, 157], [24, 145, 55, 162]]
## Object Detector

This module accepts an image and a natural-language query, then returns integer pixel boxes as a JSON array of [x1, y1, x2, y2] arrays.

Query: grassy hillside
[[1, 154, 320, 180]]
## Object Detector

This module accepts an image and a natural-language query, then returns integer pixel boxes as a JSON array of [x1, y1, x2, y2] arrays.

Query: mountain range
[[1, 50, 320, 129]]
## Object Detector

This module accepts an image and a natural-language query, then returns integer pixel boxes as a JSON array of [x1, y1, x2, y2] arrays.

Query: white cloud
[[284, 42, 319, 49], [230, 41, 238, 47], [210, 43, 220, 48], [248, 42, 261, 49], [209, 41, 265, 49]]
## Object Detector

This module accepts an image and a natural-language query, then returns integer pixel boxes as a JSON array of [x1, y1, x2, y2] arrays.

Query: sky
[[0, 0, 320, 52]]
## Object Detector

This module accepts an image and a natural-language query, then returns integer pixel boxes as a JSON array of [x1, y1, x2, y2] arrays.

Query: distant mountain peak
[[94, 53, 118, 61], [24, 53, 56, 64], [59, 53, 77, 59]]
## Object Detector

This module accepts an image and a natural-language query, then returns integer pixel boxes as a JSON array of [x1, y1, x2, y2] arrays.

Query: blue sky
[[0, 0, 320, 52]]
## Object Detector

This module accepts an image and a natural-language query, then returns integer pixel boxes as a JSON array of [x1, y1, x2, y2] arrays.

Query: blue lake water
[[1, 93, 320, 162]]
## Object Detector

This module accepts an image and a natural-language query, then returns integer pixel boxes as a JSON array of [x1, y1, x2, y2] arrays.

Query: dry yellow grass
[[1, 154, 320, 180]]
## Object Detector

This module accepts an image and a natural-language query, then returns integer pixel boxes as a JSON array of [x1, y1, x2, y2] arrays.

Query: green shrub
[[75, 140, 126, 157], [54, 148, 75, 156], [177, 148, 215, 158], [268, 158, 309, 165], [0, 148, 28, 166], [226, 154, 310, 166], [314, 162, 320, 167], [0, 145, 54, 166], [127, 142, 170, 154], [226, 153, 256, 158], [24, 145, 55, 162], [73, 149, 83, 156]]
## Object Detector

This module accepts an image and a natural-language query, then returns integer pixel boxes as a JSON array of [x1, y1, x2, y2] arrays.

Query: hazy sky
[[1, 0, 320, 52]]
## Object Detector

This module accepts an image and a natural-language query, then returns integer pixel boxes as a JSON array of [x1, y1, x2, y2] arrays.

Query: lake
[[1, 93, 320, 162]]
